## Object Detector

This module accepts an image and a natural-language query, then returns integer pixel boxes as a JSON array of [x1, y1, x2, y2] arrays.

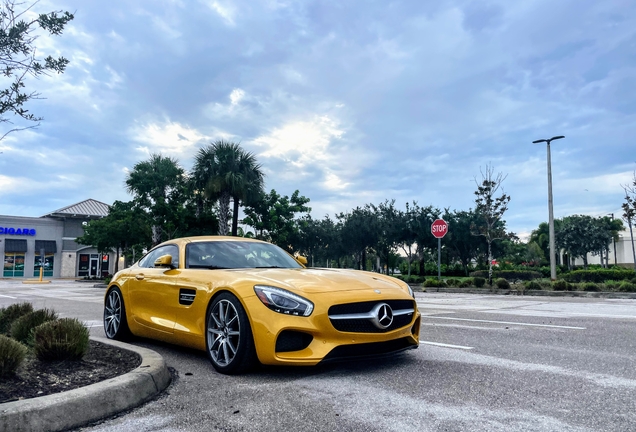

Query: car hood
[[238, 267, 409, 295]]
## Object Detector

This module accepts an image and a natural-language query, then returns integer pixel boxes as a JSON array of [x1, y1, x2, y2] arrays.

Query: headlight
[[254, 285, 314, 317], [407, 284, 414, 298]]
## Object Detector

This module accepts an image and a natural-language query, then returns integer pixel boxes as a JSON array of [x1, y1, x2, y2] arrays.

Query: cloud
[[129, 121, 209, 156]]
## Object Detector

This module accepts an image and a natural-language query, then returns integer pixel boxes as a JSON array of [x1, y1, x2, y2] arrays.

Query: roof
[[42, 199, 110, 218]]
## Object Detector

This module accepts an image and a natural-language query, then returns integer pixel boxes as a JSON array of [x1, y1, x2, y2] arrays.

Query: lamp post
[[532, 135, 565, 281]]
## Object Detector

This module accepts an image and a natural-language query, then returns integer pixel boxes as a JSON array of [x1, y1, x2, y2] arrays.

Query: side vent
[[179, 289, 196, 306]]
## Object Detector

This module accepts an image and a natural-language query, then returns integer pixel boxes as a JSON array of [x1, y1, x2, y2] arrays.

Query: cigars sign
[[0, 227, 37, 236]]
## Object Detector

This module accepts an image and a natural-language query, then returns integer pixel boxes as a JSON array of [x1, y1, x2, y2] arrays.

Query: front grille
[[330, 314, 413, 333], [329, 300, 414, 315], [328, 300, 415, 333]]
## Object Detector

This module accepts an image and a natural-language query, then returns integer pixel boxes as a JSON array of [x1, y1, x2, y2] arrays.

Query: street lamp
[[532, 135, 565, 281]]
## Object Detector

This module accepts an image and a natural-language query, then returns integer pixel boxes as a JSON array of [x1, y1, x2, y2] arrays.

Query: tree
[[443, 209, 484, 275], [192, 141, 265, 236], [0, 1, 74, 139], [125, 154, 188, 245], [371, 200, 402, 275], [76, 201, 151, 272], [337, 206, 378, 270], [622, 193, 636, 271], [471, 164, 511, 285], [242, 189, 311, 250], [555, 215, 619, 269]]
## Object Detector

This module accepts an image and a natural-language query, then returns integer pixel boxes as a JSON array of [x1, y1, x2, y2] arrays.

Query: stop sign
[[431, 219, 448, 238]]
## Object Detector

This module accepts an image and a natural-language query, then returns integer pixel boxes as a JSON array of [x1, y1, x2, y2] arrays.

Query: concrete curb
[[0, 337, 171, 432], [419, 287, 636, 299]]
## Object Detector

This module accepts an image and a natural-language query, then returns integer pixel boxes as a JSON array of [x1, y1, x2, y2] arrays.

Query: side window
[[138, 245, 180, 268]]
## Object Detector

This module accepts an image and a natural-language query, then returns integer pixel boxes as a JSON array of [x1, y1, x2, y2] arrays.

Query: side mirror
[[154, 254, 175, 269], [295, 255, 308, 266]]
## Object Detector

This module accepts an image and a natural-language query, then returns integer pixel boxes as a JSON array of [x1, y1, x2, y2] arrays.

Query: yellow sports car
[[104, 236, 420, 374]]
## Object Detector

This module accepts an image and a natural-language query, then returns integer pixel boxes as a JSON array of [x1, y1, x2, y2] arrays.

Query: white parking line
[[0, 294, 17, 299], [419, 341, 474, 350], [422, 316, 586, 330]]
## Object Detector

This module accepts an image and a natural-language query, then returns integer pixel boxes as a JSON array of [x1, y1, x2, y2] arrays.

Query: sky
[[1, 0, 635, 240]]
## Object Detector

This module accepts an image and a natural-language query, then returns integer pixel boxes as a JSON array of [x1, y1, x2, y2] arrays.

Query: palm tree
[[125, 154, 187, 245], [192, 141, 265, 236]]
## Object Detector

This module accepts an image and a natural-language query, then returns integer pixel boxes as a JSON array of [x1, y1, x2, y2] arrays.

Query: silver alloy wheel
[[104, 289, 122, 339], [207, 299, 241, 367]]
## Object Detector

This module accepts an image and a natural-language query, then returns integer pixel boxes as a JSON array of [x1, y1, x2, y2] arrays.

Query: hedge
[[561, 269, 636, 283], [469, 270, 542, 281]]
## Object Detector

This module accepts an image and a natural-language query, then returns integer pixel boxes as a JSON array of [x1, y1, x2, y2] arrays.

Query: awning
[[35, 240, 57, 254], [4, 239, 27, 253]]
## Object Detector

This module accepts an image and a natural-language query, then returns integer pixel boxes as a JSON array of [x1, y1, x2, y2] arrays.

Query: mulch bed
[[0, 340, 141, 404]]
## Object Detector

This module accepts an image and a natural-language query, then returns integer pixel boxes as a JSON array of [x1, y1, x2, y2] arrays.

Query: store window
[[34, 254, 54, 277], [4, 239, 27, 277], [101, 254, 110, 277]]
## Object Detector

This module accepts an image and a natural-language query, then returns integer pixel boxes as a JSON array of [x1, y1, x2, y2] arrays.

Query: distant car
[[103, 236, 420, 374]]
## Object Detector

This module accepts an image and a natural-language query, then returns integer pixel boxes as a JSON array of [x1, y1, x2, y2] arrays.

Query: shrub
[[495, 278, 511, 289], [0, 334, 27, 377], [423, 278, 446, 288], [459, 278, 473, 288], [445, 278, 461, 287], [562, 269, 636, 283], [469, 270, 542, 281], [619, 282, 636, 292], [473, 277, 486, 288], [10, 308, 58, 345], [582, 282, 600, 292], [552, 280, 570, 291], [0, 302, 34, 335], [33, 318, 90, 361], [604, 281, 620, 291], [525, 281, 542, 291]]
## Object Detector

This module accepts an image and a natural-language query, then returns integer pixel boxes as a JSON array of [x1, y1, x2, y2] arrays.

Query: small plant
[[604, 281, 620, 291], [525, 281, 542, 291], [33, 318, 90, 361], [423, 278, 446, 288], [552, 280, 569, 291], [10, 308, 58, 345], [473, 277, 486, 288], [459, 278, 473, 288], [445, 278, 461, 287], [0, 302, 34, 335], [495, 278, 511, 289], [0, 334, 27, 377], [619, 281, 636, 292], [582, 282, 600, 292]]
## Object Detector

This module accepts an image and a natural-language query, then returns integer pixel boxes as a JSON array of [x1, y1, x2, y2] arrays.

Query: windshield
[[186, 241, 303, 270]]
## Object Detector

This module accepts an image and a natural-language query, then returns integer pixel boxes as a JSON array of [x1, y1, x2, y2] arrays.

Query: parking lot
[[2, 280, 635, 431]]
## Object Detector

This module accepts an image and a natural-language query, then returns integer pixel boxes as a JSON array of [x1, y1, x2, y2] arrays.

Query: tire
[[104, 287, 131, 340], [206, 292, 257, 374]]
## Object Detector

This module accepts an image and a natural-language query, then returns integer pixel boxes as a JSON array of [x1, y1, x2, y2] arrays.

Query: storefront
[[0, 199, 117, 279]]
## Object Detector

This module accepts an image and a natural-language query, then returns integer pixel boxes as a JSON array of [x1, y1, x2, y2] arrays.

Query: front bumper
[[244, 290, 421, 366]]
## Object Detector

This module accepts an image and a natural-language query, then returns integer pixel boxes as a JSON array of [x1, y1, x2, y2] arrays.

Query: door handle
[[135, 274, 145, 280]]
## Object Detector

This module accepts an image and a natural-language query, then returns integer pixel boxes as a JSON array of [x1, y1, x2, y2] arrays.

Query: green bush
[[604, 281, 620, 291], [552, 280, 570, 291], [495, 278, 511, 289], [33, 318, 90, 361], [10, 308, 58, 345], [525, 281, 543, 291], [619, 282, 636, 292], [474, 277, 486, 288], [459, 278, 473, 288], [582, 282, 600, 292], [423, 278, 446, 288], [445, 278, 461, 287], [0, 334, 27, 377], [469, 270, 542, 281], [562, 269, 636, 283], [0, 302, 34, 335]]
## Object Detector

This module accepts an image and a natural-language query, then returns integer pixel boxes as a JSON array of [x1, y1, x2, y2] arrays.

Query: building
[[1, 199, 117, 279]]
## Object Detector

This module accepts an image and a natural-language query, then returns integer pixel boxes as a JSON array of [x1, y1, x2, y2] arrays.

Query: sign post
[[431, 219, 448, 280]]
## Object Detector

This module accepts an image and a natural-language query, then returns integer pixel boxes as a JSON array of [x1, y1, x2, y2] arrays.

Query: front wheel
[[206, 292, 257, 374], [104, 287, 131, 340]]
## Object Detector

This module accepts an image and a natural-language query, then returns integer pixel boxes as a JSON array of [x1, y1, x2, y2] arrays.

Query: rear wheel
[[206, 292, 257, 374], [104, 287, 131, 340]]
